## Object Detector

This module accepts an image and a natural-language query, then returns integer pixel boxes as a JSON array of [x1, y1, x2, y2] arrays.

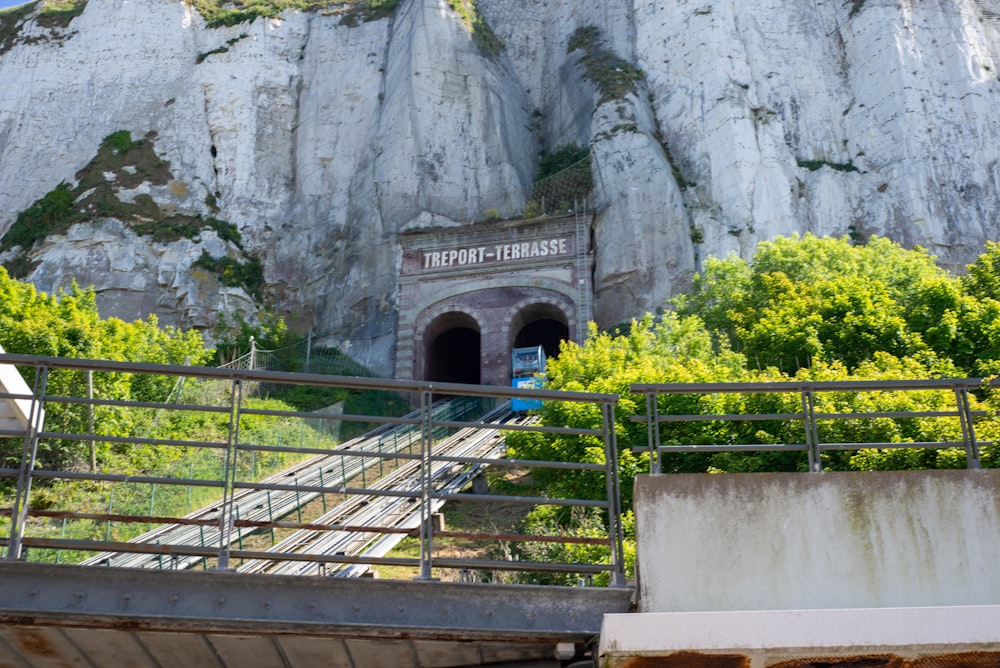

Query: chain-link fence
[[219, 335, 371, 377]]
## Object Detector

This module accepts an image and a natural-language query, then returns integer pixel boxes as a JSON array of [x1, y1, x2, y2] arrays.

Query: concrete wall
[[634, 470, 1000, 613]]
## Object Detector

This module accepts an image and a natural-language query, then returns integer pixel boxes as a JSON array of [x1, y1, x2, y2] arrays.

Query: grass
[[0, 3, 35, 55], [36, 0, 86, 29], [184, 0, 399, 28], [377, 466, 538, 582], [4, 387, 331, 565], [192, 251, 265, 301], [447, 0, 503, 57], [196, 33, 248, 64], [0, 0, 87, 55], [568, 26, 644, 105]]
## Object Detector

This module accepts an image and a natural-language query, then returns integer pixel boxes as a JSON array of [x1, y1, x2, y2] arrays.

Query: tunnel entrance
[[512, 305, 570, 362], [424, 313, 481, 385]]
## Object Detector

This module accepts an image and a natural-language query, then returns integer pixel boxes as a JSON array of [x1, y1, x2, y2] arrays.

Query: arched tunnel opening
[[514, 319, 569, 361], [512, 303, 571, 363], [424, 313, 481, 385]]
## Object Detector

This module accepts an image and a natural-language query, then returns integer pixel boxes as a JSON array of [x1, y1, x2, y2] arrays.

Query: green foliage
[[185, 0, 396, 28], [195, 33, 248, 64], [208, 311, 406, 433], [0, 182, 76, 252], [522, 201, 542, 218], [507, 313, 748, 509], [2, 132, 255, 296], [0, 3, 35, 55], [567, 26, 644, 105], [537, 144, 590, 181], [0, 267, 211, 471], [517, 235, 1000, 569], [531, 144, 593, 213], [104, 129, 138, 154], [673, 234, 976, 375], [210, 310, 294, 367], [516, 508, 635, 586], [1, 1, 86, 56], [2, 130, 176, 254], [36, 0, 86, 28], [447, 0, 503, 56], [192, 251, 264, 300], [963, 241, 1000, 302], [797, 159, 858, 173]]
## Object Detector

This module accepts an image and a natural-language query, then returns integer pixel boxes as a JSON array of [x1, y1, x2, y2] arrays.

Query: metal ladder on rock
[[574, 199, 592, 343]]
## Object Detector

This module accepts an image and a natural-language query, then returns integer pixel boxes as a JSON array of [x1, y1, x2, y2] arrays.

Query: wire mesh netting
[[376, 153, 605, 227]]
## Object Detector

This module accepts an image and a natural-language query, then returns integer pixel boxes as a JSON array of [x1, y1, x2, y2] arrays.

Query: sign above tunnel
[[420, 237, 570, 270], [399, 216, 582, 278]]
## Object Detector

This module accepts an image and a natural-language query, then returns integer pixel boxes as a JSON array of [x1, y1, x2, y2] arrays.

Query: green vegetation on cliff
[[185, 0, 398, 28], [1, 131, 261, 301]]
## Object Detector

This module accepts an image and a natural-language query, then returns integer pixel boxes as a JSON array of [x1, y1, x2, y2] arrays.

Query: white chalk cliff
[[1, 0, 999, 375]]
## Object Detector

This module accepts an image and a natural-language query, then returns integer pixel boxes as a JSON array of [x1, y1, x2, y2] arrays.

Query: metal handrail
[[631, 378, 998, 473], [0, 353, 625, 587]]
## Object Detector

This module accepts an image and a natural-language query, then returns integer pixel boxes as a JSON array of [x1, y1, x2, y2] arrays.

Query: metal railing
[[632, 378, 996, 474], [0, 353, 625, 587]]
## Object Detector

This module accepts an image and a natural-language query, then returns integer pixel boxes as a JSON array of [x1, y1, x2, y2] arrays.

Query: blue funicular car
[[510, 345, 545, 412]]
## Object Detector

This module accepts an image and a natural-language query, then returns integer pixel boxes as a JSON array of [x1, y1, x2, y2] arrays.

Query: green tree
[[675, 234, 974, 374], [0, 267, 210, 471]]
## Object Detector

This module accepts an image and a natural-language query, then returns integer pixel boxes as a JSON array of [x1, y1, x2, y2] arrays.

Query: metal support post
[[305, 331, 312, 374], [602, 401, 628, 588], [7, 365, 48, 560], [645, 391, 661, 474], [415, 389, 438, 580], [217, 377, 244, 569], [801, 389, 822, 472], [955, 387, 982, 469]]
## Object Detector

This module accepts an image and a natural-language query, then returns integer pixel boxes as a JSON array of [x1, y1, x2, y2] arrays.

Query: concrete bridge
[[2, 354, 999, 667]]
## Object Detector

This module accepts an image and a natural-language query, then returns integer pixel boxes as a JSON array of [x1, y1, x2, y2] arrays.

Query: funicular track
[[237, 403, 534, 577], [80, 397, 490, 570]]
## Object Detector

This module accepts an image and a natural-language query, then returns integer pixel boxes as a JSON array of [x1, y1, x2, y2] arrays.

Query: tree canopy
[[508, 235, 1000, 582], [519, 242, 995, 515], [0, 266, 211, 471]]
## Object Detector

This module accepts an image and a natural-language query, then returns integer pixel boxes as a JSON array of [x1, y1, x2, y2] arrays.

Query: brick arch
[[400, 288, 579, 386], [411, 302, 488, 384], [414, 303, 487, 346], [501, 294, 576, 354]]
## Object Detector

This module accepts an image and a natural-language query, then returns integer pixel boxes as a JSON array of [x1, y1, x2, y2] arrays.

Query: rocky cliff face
[[1, 0, 998, 375]]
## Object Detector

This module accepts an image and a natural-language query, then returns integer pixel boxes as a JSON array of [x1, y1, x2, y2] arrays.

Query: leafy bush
[[193, 251, 265, 300], [0, 268, 211, 471]]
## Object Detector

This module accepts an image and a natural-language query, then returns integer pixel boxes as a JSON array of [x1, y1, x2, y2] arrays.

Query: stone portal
[[395, 214, 591, 386]]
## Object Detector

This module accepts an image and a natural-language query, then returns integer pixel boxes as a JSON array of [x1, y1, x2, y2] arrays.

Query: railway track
[[79, 397, 485, 569], [236, 404, 532, 577]]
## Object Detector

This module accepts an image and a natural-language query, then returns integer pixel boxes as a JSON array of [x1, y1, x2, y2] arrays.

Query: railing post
[[955, 387, 982, 469], [645, 391, 661, 474], [415, 389, 438, 580], [217, 377, 244, 569], [602, 400, 627, 588], [7, 365, 48, 561], [801, 388, 822, 472]]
